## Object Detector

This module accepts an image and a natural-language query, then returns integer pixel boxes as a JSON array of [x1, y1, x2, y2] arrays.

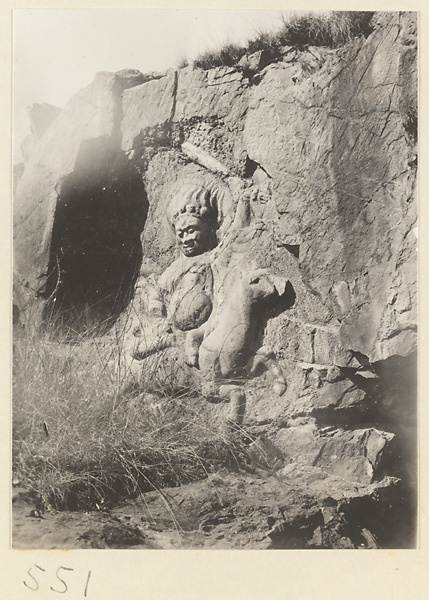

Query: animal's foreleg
[[248, 346, 287, 396], [225, 388, 246, 431]]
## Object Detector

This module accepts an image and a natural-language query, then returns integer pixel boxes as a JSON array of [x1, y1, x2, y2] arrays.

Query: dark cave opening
[[43, 143, 148, 334]]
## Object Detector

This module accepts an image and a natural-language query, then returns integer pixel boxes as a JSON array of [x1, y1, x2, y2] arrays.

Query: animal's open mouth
[[272, 277, 288, 296]]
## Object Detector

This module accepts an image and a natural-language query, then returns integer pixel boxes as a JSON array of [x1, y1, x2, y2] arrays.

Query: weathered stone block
[[14, 70, 148, 319], [315, 428, 394, 484], [121, 73, 176, 152]]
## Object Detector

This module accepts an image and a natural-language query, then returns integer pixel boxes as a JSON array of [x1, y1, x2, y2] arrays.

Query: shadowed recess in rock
[[43, 142, 148, 332]]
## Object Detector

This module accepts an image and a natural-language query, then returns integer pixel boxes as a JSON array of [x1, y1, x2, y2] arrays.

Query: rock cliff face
[[14, 12, 417, 542]]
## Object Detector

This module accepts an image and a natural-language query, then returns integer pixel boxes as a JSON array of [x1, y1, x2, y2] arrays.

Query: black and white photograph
[[12, 8, 418, 553]]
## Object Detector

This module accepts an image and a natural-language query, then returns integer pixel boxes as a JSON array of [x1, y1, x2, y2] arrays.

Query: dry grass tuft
[[193, 43, 247, 70], [193, 11, 375, 71], [13, 319, 251, 511], [277, 11, 374, 49]]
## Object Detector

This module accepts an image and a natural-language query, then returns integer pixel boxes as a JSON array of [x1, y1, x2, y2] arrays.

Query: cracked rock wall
[[14, 12, 417, 489]]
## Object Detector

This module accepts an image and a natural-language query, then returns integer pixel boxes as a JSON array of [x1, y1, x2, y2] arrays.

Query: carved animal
[[186, 268, 288, 394]]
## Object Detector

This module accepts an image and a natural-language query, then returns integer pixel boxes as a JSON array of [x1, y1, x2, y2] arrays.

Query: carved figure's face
[[175, 215, 211, 257]]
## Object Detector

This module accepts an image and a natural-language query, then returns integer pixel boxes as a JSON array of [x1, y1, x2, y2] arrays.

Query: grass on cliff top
[[12, 317, 252, 512], [193, 11, 375, 70]]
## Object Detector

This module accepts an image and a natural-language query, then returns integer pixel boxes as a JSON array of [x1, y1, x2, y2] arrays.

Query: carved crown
[[169, 185, 214, 226], [172, 203, 209, 223]]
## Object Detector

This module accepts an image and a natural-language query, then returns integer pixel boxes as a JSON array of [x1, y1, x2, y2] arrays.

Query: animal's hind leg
[[227, 388, 246, 430], [247, 346, 287, 396]]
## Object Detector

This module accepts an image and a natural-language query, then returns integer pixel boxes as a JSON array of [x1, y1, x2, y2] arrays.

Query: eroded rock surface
[[13, 467, 412, 549]]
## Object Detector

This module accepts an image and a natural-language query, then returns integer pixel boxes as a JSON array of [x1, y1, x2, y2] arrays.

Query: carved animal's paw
[[273, 379, 287, 396]]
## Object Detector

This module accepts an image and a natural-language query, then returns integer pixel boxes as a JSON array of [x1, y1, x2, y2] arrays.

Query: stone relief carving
[[125, 177, 294, 429]]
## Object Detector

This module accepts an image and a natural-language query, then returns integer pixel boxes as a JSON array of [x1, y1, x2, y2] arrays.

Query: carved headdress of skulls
[[168, 185, 215, 226]]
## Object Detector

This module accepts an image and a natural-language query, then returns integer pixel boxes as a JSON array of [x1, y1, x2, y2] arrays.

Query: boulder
[[274, 420, 394, 484], [315, 427, 395, 484], [121, 72, 177, 154], [14, 69, 148, 324]]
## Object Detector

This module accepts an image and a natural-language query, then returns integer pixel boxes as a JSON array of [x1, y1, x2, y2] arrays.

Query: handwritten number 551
[[23, 565, 91, 596]]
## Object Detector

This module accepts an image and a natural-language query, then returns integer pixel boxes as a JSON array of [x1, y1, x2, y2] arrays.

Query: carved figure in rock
[[129, 183, 221, 363], [126, 178, 293, 428], [154, 185, 218, 331]]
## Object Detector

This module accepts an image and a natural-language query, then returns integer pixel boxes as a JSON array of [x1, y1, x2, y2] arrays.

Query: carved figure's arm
[[133, 328, 178, 360], [231, 184, 268, 230], [232, 189, 252, 229], [129, 269, 175, 361], [149, 264, 176, 319]]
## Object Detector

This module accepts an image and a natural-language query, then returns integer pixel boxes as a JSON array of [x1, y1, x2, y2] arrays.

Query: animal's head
[[239, 269, 288, 303]]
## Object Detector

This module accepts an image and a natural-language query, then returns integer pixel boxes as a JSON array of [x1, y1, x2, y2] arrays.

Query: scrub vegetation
[[193, 11, 375, 70], [12, 315, 254, 511]]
